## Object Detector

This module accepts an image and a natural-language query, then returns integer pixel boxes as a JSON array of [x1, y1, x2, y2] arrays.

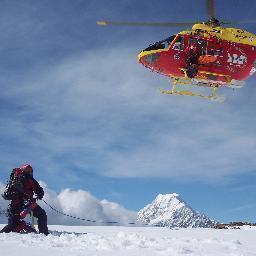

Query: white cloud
[[0, 46, 256, 183], [0, 181, 137, 225]]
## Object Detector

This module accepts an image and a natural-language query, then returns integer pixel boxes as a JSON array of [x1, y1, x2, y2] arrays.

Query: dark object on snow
[[0, 207, 37, 234], [214, 221, 256, 229], [0, 164, 49, 235]]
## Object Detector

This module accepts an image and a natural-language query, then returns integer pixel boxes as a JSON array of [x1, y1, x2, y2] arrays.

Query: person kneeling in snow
[[0, 164, 49, 235]]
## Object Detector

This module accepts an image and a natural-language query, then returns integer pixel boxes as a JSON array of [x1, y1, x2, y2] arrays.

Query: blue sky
[[0, 0, 256, 223]]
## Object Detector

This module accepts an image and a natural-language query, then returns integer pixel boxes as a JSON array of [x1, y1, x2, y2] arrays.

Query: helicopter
[[97, 0, 256, 101]]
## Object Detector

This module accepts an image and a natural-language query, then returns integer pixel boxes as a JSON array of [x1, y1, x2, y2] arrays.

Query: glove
[[36, 187, 44, 200]]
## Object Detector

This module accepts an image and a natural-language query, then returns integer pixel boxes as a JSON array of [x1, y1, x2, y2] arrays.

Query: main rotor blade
[[206, 0, 215, 18], [221, 19, 256, 25], [228, 20, 256, 24], [97, 20, 195, 27]]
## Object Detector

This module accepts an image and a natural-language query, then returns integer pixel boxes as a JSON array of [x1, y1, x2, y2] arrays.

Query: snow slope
[[138, 193, 216, 228], [0, 225, 256, 256]]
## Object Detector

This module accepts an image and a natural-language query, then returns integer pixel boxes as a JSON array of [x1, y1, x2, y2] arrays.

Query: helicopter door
[[188, 38, 208, 55], [172, 35, 184, 51]]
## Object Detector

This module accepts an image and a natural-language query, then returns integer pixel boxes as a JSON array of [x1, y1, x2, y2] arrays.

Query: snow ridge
[[138, 193, 216, 228]]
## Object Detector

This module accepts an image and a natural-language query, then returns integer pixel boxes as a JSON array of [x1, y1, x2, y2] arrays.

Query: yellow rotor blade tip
[[97, 21, 107, 26]]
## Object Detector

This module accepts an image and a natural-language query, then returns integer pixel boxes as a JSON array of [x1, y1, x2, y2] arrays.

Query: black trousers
[[0, 203, 23, 233], [0, 205, 49, 235], [33, 205, 49, 235], [0, 214, 21, 233]]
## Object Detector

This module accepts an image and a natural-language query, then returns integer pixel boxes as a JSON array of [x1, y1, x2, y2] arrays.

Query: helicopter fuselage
[[138, 24, 256, 87]]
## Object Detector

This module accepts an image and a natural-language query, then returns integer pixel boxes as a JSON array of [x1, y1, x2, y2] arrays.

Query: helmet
[[20, 164, 33, 175]]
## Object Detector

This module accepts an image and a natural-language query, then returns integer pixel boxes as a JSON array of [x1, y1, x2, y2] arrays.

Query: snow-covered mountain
[[138, 193, 216, 228]]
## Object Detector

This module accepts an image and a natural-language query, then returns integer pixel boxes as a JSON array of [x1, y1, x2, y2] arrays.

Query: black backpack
[[2, 168, 25, 200]]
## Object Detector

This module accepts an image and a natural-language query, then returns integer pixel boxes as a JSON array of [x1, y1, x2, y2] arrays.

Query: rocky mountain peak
[[138, 193, 216, 228]]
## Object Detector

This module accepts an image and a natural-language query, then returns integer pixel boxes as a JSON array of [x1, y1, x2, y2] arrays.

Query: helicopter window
[[172, 36, 184, 51], [161, 35, 176, 49], [143, 35, 176, 52], [144, 43, 164, 51]]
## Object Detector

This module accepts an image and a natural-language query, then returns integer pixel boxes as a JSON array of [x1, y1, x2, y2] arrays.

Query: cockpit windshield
[[143, 35, 176, 51]]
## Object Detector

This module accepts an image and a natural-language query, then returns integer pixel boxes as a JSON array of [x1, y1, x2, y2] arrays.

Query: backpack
[[2, 168, 25, 200]]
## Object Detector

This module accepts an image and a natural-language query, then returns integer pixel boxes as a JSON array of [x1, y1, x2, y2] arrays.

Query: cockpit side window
[[172, 35, 184, 51], [161, 35, 176, 49], [143, 35, 176, 51]]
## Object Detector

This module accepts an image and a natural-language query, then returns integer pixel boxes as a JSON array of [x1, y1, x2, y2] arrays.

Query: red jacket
[[4, 169, 44, 204], [20, 172, 43, 201]]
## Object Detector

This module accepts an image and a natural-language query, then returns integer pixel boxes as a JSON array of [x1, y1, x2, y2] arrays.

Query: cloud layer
[[0, 181, 137, 225], [1, 47, 256, 184]]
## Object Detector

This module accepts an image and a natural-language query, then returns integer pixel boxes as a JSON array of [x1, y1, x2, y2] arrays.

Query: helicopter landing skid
[[160, 81, 225, 102]]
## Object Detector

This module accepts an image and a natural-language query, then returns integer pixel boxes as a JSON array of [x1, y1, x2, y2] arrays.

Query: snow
[[0, 225, 256, 256]]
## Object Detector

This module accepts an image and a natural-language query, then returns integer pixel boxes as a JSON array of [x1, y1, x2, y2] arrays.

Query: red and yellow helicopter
[[97, 0, 256, 101]]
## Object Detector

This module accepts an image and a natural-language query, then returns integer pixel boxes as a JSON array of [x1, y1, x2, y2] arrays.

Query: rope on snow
[[42, 199, 139, 226], [0, 200, 148, 226]]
